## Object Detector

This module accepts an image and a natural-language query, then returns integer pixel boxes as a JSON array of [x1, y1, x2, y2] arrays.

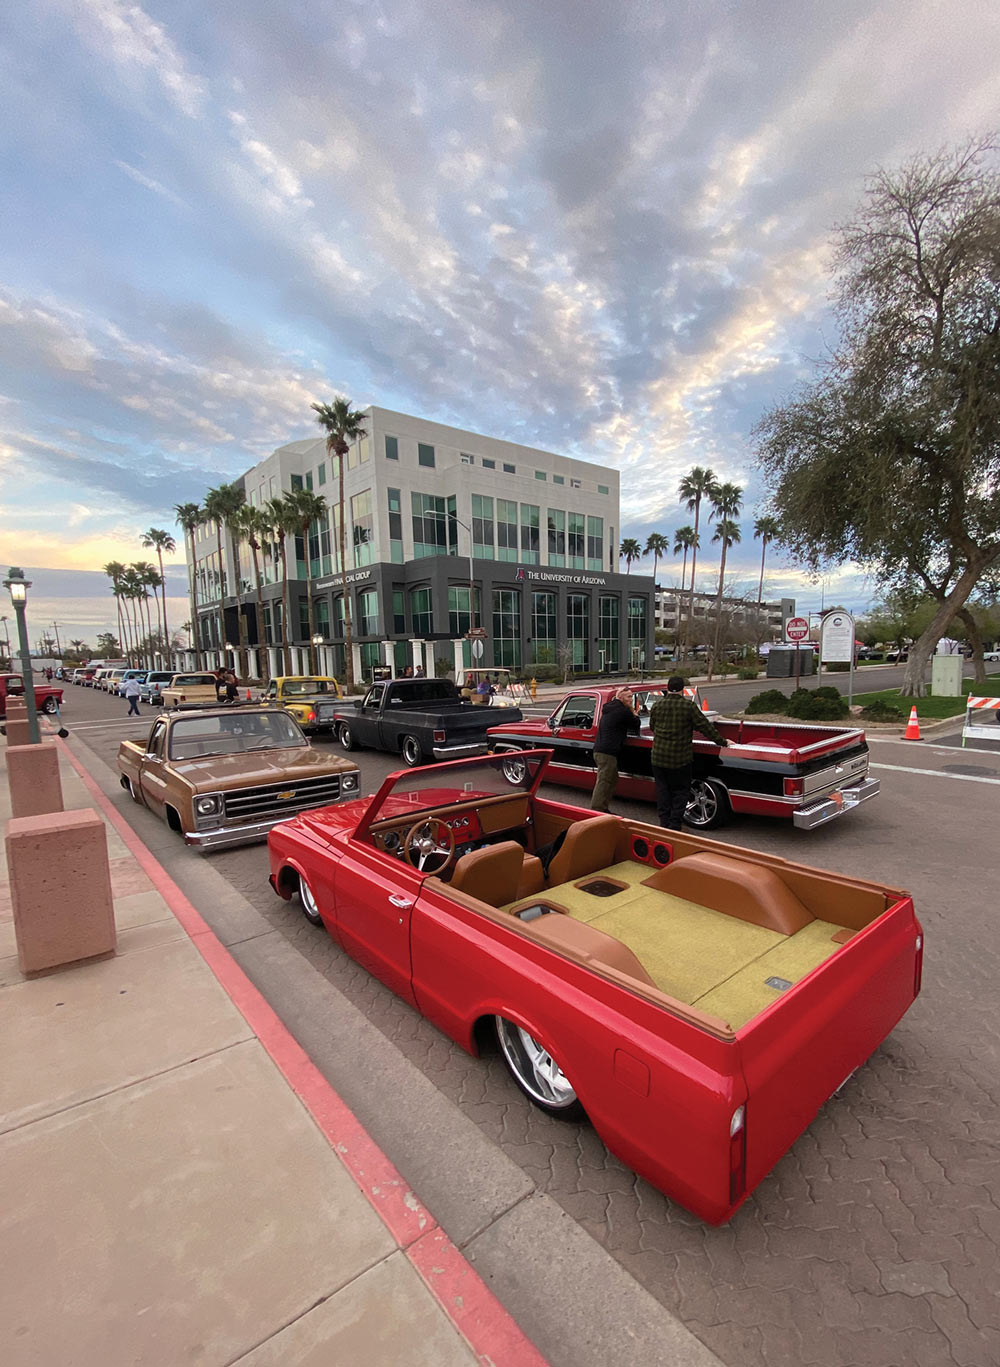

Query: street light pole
[[4, 568, 41, 744]]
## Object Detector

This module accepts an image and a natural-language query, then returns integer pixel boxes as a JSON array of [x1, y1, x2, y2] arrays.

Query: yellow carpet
[[507, 859, 849, 1029]]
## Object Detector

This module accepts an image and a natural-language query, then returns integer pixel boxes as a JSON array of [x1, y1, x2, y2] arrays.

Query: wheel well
[[120, 776, 130, 791], [471, 1014, 497, 1058], [165, 805, 183, 832], [274, 864, 300, 901]]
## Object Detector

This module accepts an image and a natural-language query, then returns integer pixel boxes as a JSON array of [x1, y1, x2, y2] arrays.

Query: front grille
[[222, 772, 343, 824]]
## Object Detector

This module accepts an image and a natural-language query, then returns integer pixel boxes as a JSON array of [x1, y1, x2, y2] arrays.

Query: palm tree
[[708, 481, 744, 677], [286, 488, 329, 673], [672, 526, 697, 594], [102, 561, 130, 663], [202, 483, 246, 667], [753, 516, 781, 617], [644, 532, 669, 591], [141, 528, 176, 667], [133, 562, 162, 666], [311, 397, 368, 689], [174, 502, 204, 667], [232, 504, 270, 683], [620, 538, 642, 574], [265, 496, 299, 674], [678, 467, 719, 658]]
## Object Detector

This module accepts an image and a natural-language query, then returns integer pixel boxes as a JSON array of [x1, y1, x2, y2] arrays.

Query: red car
[[267, 752, 921, 1223]]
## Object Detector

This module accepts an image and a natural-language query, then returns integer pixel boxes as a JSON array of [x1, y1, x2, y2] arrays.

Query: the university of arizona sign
[[522, 569, 608, 585]]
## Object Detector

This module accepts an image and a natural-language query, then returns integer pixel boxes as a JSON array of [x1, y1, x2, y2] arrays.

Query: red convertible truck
[[0, 672, 64, 717], [267, 752, 922, 1224], [487, 684, 880, 830]]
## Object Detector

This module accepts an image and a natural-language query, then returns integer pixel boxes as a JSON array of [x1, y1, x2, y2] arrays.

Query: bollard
[[6, 743, 64, 817], [6, 808, 116, 975], [531, 677, 537, 700], [4, 716, 33, 746]]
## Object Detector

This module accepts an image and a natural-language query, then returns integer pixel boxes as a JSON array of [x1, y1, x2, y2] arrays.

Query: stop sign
[[786, 616, 809, 642]]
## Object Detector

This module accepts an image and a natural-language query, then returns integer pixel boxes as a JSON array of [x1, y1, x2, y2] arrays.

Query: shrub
[[826, 661, 850, 672], [860, 699, 905, 722], [813, 686, 844, 702], [526, 664, 561, 682], [746, 689, 790, 715], [785, 691, 849, 721], [737, 667, 760, 680]]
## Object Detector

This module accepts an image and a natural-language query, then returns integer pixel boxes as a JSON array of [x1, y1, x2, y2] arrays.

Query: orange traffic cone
[[246, 688, 252, 702], [903, 705, 921, 740], [701, 695, 710, 712]]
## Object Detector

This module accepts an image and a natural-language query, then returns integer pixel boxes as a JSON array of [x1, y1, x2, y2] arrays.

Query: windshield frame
[[167, 709, 307, 760]]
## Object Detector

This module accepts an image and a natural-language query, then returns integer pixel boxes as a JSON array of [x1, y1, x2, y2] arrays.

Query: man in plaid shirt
[[648, 676, 728, 829]]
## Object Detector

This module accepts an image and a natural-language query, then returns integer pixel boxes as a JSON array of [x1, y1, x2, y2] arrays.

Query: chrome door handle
[[389, 894, 414, 909]]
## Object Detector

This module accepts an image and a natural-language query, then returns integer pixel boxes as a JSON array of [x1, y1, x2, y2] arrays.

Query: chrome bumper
[[185, 811, 331, 850], [793, 777, 881, 830], [431, 740, 488, 759]]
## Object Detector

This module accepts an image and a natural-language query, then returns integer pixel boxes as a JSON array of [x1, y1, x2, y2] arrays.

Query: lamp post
[[311, 633, 323, 675], [438, 510, 478, 628], [4, 568, 41, 743]]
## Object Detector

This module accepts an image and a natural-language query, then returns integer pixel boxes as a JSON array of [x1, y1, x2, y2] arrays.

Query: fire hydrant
[[530, 677, 537, 700]]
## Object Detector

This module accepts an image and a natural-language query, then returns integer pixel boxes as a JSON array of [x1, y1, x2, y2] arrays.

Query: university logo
[[515, 567, 526, 581]]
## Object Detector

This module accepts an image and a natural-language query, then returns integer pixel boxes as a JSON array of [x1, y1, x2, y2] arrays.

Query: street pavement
[[47, 678, 1000, 1367]]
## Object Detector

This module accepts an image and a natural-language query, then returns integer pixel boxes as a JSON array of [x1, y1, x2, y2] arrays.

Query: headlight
[[195, 795, 222, 816], [340, 771, 360, 794]]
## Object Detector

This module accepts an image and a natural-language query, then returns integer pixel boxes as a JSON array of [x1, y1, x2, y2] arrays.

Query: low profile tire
[[126, 778, 141, 803], [339, 722, 357, 752], [498, 749, 529, 786], [297, 873, 324, 927], [495, 1016, 585, 1120], [42, 697, 58, 714], [401, 734, 424, 767], [685, 778, 731, 830]]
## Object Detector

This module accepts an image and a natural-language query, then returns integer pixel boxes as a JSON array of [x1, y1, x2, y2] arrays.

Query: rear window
[[170, 674, 216, 687], [390, 681, 455, 703]]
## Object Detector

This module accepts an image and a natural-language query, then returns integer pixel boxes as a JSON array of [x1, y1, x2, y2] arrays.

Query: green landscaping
[[851, 675, 1000, 720]]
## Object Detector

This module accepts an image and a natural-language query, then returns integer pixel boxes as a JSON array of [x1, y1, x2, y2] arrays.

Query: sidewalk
[[0, 740, 542, 1367]]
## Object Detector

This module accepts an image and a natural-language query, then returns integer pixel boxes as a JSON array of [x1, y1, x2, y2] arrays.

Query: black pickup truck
[[332, 677, 521, 767]]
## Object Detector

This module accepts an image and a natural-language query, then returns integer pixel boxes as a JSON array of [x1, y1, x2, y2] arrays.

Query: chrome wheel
[[339, 723, 356, 751], [401, 735, 424, 767], [297, 873, 324, 926], [499, 750, 529, 785], [495, 1017, 583, 1118], [42, 697, 58, 714], [685, 778, 730, 830]]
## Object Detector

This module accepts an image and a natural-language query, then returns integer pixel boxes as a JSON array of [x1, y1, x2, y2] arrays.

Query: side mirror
[[547, 716, 557, 731]]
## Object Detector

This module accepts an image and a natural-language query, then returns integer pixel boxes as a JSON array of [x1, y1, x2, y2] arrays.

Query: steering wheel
[[403, 818, 456, 874]]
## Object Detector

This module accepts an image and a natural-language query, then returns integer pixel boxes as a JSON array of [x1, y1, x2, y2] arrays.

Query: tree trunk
[[279, 542, 292, 675], [250, 544, 268, 683], [337, 444, 355, 689], [216, 527, 226, 667], [899, 562, 987, 696], [708, 541, 729, 683], [684, 504, 701, 661], [956, 607, 987, 690], [188, 532, 202, 669], [303, 520, 318, 673], [157, 549, 169, 666]]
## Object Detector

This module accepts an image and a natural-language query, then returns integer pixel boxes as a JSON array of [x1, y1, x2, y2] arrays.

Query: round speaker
[[653, 843, 671, 865], [632, 836, 649, 860]]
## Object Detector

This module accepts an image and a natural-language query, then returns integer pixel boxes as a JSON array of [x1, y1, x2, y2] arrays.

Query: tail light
[[729, 1104, 747, 1205], [179, 694, 186, 702], [306, 709, 316, 723], [914, 932, 923, 996], [433, 729, 446, 743], [783, 777, 803, 797]]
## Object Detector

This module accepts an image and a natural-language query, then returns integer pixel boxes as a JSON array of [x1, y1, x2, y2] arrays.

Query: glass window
[[534, 470, 546, 481], [392, 589, 406, 634], [411, 492, 449, 558], [388, 488, 403, 564], [503, 462, 515, 474], [566, 594, 590, 671], [598, 595, 620, 671], [359, 641, 381, 675], [332, 594, 345, 638], [530, 591, 557, 665], [305, 472, 313, 491], [418, 443, 435, 468], [448, 585, 480, 636], [315, 599, 330, 636], [352, 489, 373, 566], [461, 453, 474, 465], [410, 587, 433, 636], [358, 589, 378, 636], [597, 483, 609, 495], [520, 504, 540, 564], [290, 474, 303, 492], [546, 509, 565, 567], [359, 437, 370, 463], [482, 458, 496, 470], [472, 494, 494, 556], [492, 589, 521, 668], [385, 435, 399, 460], [553, 474, 565, 486], [496, 499, 518, 563], [318, 463, 326, 486], [568, 512, 585, 569], [587, 515, 604, 571]]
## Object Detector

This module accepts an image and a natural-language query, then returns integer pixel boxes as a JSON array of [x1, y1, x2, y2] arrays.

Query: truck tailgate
[[736, 898, 921, 1195]]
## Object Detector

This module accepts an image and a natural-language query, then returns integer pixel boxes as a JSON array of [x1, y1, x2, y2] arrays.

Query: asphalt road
[[61, 679, 1000, 1367]]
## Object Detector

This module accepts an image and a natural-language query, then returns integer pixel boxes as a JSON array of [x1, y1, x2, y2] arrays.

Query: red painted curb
[[58, 739, 549, 1367]]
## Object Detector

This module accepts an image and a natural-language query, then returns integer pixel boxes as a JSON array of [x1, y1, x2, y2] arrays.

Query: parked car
[[261, 676, 342, 734], [103, 668, 128, 693], [117, 704, 361, 849], [885, 648, 909, 663], [332, 676, 521, 767], [983, 647, 1000, 662], [139, 670, 175, 705], [266, 749, 922, 1224], [160, 672, 223, 709], [117, 669, 149, 695], [487, 684, 879, 831], [856, 648, 882, 661], [0, 672, 64, 717]]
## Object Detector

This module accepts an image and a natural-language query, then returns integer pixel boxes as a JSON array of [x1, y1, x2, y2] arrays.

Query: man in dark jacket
[[649, 677, 728, 829], [591, 688, 640, 812]]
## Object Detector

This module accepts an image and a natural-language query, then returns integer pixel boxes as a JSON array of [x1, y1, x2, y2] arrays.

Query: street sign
[[465, 627, 487, 639], [470, 638, 484, 660], [785, 616, 809, 643], [821, 611, 854, 663]]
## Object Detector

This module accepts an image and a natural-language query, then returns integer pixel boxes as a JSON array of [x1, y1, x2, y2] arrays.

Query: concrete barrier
[[6, 808, 117, 975], [4, 716, 33, 746], [6, 743, 64, 817]]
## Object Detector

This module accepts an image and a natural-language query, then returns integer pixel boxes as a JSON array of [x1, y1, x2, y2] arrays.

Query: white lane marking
[[870, 762, 1000, 786], [866, 736, 968, 752]]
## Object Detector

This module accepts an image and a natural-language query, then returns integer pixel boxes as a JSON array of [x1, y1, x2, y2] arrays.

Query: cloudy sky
[[1, 0, 997, 643]]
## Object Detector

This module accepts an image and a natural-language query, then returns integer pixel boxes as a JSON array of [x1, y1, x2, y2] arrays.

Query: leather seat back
[[449, 841, 526, 906], [546, 814, 620, 887]]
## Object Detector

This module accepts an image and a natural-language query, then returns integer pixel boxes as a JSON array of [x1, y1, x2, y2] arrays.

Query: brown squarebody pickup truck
[[117, 704, 361, 849]]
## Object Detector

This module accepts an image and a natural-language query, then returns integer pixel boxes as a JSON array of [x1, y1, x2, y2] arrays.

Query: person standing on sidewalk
[[122, 675, 142, 716], [649, 677, 728, 830], [591, 688, 640, 812]]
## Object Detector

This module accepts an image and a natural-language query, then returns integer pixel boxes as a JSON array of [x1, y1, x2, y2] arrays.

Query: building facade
[[653, 587, 795, 642], [189, 407, 655, 681]]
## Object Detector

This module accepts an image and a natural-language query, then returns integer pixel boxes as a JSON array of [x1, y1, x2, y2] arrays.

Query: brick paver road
[[70, 689, 999, 1367]]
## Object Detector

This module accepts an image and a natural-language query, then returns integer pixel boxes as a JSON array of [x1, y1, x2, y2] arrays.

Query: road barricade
[[961, 696, 1000, 745]]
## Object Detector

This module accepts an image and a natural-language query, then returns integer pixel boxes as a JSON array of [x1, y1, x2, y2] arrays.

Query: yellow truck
[[262, 676, 342, 735]]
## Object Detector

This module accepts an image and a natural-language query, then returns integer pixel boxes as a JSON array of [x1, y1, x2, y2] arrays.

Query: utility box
[[931, 654, 963, 697], [766, 648, 815, 679]]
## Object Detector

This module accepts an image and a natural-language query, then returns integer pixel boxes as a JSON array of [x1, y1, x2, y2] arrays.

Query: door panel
[[334, 841, 422, 1004]]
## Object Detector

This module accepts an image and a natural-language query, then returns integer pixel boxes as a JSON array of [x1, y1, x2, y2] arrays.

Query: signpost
[[466, 626, 487, 663], [820, 610, 856, 706], [785, 616, 810, 691]]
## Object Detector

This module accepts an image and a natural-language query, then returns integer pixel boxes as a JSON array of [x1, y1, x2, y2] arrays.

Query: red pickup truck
[[0, 672, 64, 717], [487, 684, 880, 830]]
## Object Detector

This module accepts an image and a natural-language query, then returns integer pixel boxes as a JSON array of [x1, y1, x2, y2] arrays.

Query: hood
[[172, 745, 357, 791]]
